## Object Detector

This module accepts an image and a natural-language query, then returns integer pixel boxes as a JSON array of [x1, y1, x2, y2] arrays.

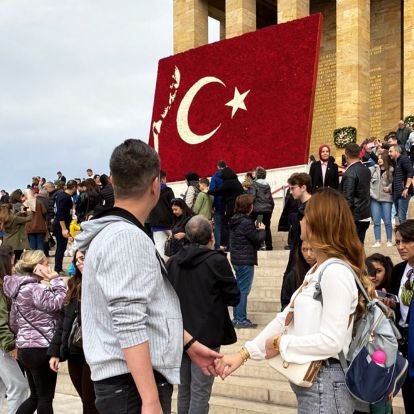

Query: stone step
[[172, 394, 297, 414], [245, 312, 275, 325], [250, 277, 282, 287], [248, 299, 280, 313], [249, 287, 280, 299], [212, 375, 296, 407]]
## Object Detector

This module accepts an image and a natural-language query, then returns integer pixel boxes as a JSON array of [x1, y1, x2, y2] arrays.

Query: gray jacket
[[369, 165, 393, 203], [75, 214, 183, 383]]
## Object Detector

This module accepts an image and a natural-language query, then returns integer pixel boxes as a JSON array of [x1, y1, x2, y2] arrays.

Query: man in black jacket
[[166, 215, 240, 414], [149, 170, 175, 259], [389, 144, 413, 224], [341, 143, 371, 243]]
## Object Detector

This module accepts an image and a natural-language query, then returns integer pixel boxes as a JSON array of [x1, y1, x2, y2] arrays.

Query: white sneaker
[[386, 241, 394, 247], [372, 242, 381, 248]]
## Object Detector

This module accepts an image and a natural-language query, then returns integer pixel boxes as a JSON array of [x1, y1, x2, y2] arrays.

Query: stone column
[[404, 0, 414, 117], [336, 0, 370, 140], [225, 0, 256, 39], [277, 0, 309, 23], [173, 0, 208, 54]]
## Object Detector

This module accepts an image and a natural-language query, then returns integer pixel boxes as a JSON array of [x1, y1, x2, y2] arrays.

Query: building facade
[[173, 0, 414, 158]]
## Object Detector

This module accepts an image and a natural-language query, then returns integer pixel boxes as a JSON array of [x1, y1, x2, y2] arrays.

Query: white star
[[225, 87, 250, 119]]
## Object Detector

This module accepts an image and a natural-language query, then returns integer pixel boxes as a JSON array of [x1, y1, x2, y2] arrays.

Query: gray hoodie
[[76, 214, 183, 383]]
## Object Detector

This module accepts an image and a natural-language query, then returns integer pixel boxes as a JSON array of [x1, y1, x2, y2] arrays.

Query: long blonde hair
[[15, 250, 46, 275], [304, 189, 375, 316]]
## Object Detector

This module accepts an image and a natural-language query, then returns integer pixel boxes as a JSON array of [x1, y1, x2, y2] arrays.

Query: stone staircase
[[53, 226, 407, 413]]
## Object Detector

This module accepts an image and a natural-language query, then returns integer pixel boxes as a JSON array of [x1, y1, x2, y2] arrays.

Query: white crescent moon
[[177, 76, 225, 145]]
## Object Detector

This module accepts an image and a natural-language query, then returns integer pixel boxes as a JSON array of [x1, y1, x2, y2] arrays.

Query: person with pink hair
[[309, 144, 339, 194]]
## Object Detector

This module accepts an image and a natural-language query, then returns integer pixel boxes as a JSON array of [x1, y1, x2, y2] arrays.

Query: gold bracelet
[[272, 335, 281, 352], [238, 347, 250, 364]]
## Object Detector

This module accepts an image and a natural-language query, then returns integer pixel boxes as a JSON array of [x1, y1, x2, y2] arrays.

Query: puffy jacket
[[252, 179, 274, 213], [3, 275, 67, 348], [209, 170, 224, 213], [369, 165, 393, 203], [341, 161, 371, 221], [48, 298, 80, 361], [166, 244, 239, 348], [229, 213, 265, 266]]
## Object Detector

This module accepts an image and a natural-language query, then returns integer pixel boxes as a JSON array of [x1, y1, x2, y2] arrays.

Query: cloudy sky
[[0, 1, 184, 191]]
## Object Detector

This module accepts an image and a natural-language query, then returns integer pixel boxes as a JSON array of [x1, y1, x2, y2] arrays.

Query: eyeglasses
[[405, 269, 414, 290], [289, 185, 299, 191]]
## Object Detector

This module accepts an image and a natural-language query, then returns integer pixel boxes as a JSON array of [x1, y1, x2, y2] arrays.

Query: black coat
[[47, 298, 81, 361], [390, 261, 408, 326], [309, 159, 339, 194], [229, 213, 265, 266], [149, 186, 175, 228], [209, 168, 244, 218], [341, 161, 371, 221], [99, 184, 115, 209], [166, 245, 240, 348]]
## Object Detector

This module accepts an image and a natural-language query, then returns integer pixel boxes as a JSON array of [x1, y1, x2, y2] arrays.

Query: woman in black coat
[[48, 251, 98, 414], [309, 144, 339, 194]]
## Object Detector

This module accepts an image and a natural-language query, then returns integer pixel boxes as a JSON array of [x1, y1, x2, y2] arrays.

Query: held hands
[[257, 222, 265, 230], [215, 353, 244, 379], [49, 356, 60, 372], [187, 341, 223, 376]]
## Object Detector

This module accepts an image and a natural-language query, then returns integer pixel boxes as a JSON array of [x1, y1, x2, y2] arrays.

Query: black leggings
[[68, 354, 98, 413], [17, 348, 57, 414]]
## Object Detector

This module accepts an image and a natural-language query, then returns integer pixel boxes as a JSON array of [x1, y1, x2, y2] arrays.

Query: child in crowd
[[193, 178, 214, 220]]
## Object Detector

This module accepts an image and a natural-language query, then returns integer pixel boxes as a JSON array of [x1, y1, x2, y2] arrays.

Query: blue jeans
[[28, 233, 45, 251], [94, 372, 173, 414], [370, 199, 392, 241], [213, 212, 224, 249], [395, 195, 412, 224], [233, 265, 254, 322], [290, 363, 355, 413], [177, 349, 218, 414]]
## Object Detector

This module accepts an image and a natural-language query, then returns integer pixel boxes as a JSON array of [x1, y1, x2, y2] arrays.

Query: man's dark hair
[[395, 219, 414, 242], [234, 194, 254, 214], [185, 216, 212, 245], [160, 170, 167, 180], [110, 139, 160, 199], [344, 143, 361, 159], [217, 160, 226, 169], [199, 178, 209, 186], [93, 174, 100, 180], [100, 174, 109, 186], [287, 173, 311, 192], [66, 180, 77, 191], [255, 166, 267, 179], [86, 168, 92, 173], [57, 171, 62, 175]]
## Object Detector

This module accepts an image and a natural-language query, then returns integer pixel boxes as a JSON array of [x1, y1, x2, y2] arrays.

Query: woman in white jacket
[[216, 189, 375, 413]]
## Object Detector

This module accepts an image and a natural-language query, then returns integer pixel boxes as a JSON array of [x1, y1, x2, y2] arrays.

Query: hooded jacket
[[3, 275, 66, 348], [75, 208, 183, 383], [229, 213, 265, 266], [166, 244, 239, 348], [251, 179, 275, 213], [0, 293, 14, 352]]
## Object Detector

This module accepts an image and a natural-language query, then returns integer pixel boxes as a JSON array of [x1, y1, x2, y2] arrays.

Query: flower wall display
[[333, 127, 357, 149], [149, 14, 322, 181]]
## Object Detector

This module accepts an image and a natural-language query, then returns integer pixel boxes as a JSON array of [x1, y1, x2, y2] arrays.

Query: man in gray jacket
[[76, 139, 221, 414]]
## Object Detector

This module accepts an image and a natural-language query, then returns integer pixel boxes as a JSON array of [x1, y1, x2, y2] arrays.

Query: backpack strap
[[312, 258, 370, 370]]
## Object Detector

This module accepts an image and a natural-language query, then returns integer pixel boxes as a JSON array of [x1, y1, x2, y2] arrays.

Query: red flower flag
[[149, 14, 322, 181]]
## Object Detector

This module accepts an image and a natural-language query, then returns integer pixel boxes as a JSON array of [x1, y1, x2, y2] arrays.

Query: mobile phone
[[33, 264, 49, 277], [375, 290, 399, 303], [256, 214, 263, 225]]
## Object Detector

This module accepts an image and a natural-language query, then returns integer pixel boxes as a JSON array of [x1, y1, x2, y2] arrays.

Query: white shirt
[[245, 259, 358, 364], [321, 160, 328, 185], [398, 263, 413, 327]]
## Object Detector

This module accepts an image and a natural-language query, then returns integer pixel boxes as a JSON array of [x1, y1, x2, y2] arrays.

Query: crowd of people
[[0, 120, 413, 413]]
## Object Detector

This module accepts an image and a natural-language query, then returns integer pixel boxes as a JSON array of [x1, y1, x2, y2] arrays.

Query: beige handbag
[[267, 281, 322, 387]]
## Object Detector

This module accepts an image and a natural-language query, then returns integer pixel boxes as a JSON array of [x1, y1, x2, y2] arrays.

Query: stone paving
[[0, 393, 83, 414]]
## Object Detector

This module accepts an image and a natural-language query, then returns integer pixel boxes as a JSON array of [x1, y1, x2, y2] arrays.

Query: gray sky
[[0, 0, 175, 191]]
